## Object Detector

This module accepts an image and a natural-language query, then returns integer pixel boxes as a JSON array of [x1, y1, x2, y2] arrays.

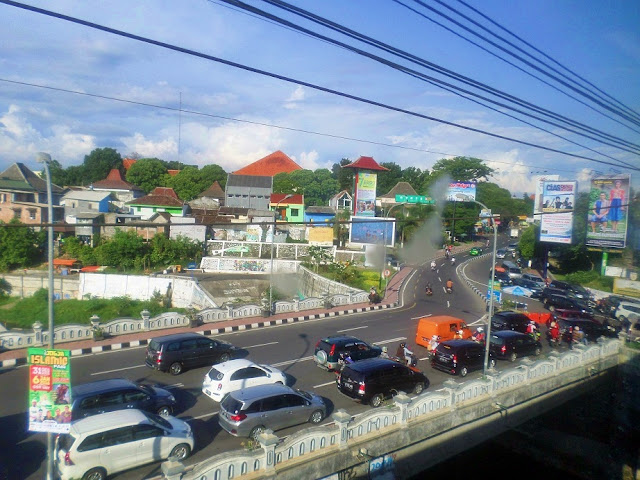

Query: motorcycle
[[446, 285, 453, 294], [426, 287, 433, 296], [450, 257, 456, 266], [431, 263, 437, 271]]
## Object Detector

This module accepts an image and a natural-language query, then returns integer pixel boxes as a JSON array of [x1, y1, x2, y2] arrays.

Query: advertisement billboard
[[446, 182, 476, 202], [354, 172, 377, 217], [349, 217, 395, 247], [586, 174, 630, 249], [539, 181, 576, 244], [533, 174, 560, 216], [28, 348, 72, 433]]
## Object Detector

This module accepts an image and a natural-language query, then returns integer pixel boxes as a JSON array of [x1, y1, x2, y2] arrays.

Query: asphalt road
[[1, 236, 557, 480]]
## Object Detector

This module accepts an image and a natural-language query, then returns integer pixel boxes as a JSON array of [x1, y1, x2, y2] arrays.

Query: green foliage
[[95, 230, 148, 270], [0, 278, 11, 296], [331, 158, 354, 193], [273, 169, 339, 207], [125, 158, 169, 193], [60, 236, 98, 266], [0, 220, 43, 271], [164, 164, 227, 201], [429, 157, 494, 183], [83, 148, 123, 184]]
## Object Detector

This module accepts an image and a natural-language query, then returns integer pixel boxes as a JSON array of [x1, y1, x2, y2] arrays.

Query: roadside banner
[[533, 175, 559, 216], [446, 182, 476, 202], [585, 174, 631, 249], [354, 172, 377, 216], [28, 348, 72, 433], [540, 181, 576, 244]]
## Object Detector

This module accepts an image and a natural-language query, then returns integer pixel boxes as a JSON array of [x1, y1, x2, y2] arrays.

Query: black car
[[489, 270, 513, 286], [71, 378, 176, 420], [145, 332, 236, 375], [314, 335, 382, 371], [489, 331, 542, 362], [548, 281, 592, 302], [540, 287, 575, 304], [431, 340, 494, 377], [491, 311, 531, 334], [337, 357, 429, 407], [557, 318, 616, 344], [512, 278, 544, 298], [545, 294, 594, 316]]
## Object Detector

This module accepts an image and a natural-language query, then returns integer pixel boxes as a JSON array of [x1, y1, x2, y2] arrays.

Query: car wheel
[[370, 393, 384, 408], [250, 426, 266, 441], [157, 406, 172, 417], [82, 468, 106, 480], [509, 352, 517, 362], [534, 346, 542, 356], [414, 382, 425, 394], [315, 350, 328, 365], [460, 366, 469, 377], [169, 362, 183, 375], [169, 443, 191, 460], [218, 353, 231, 363], [309, 410, 325, 424]]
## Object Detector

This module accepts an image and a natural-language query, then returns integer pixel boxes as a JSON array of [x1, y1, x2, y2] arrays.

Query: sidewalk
[[0, 265, 414, 369]]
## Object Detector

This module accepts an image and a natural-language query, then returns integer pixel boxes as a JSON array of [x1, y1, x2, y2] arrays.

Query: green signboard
[[394, 194, 435, 204], [28, 348, 72, 433]]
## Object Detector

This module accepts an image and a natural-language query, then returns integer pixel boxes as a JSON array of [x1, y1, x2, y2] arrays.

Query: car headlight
[[169, 395, 176, 402]]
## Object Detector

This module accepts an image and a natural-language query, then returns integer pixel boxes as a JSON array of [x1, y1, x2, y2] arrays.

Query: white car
[[55, 409, 193, 480], [616, 302, 640, 323], [496, 248, 507, 259], [202, 359, 287, 402]]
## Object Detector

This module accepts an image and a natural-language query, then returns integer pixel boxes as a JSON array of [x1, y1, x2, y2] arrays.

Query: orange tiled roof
[[92, 169, 142, 191], [167, 169, 180, 177], [123, 158, 137, 170], [343, 156, 389, 171], [270, 193, 304, 205], [233, 150, 302, 177]]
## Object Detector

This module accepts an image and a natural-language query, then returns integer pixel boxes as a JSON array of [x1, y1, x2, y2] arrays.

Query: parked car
[[431, 340, 494, 377], [548, 281, 592, 302], [55, 409, 194, 480], [540, 287, 575, 304], [71, 378, 176, 420], [544, 294, 594, 316], [557, 318, 616, 343], [551, 308, 596, 322], [615, 302, 640, 323], [507, 243, 518, 252], [496, 248, 507, 259], [512, 278, 544, 298], [521, 273, 545, 285], [490, 270, 513, 286], [145, 332, 236, 375], [469, 247, 483, 256], [337, 357, 429, 407], [218, 384, 326, 440], [488, 331, 542, 362], [314, 335, 382, 371], [596, 295, 630, 317], [491, 311, 531, 334], [202, 359, 287, 403]]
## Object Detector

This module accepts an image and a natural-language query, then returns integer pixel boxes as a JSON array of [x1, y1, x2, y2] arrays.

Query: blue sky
[[0, 0, 638, 196]]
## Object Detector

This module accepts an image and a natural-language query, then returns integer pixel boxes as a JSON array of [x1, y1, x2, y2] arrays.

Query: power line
[[1, 0, 638, 172]]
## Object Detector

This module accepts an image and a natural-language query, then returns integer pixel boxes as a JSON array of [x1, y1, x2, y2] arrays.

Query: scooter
[[446, 286, 453, 294], [426, 287, 433, 296]]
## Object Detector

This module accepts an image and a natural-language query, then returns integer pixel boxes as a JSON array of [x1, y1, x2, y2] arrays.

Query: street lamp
[[37, 151, 55, 480], [269, 193, 293, 314]]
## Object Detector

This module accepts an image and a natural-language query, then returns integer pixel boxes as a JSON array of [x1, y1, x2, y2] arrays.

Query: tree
[[331, 158, 354, 193], [125, 158, 169, 193], [95, 230, 147, 270], [428, 157, 494, 185], [401, 166, 430, 194], [82, 148, 123, 184], [0, 220, 43, 271], [376, 162, 403, 196], [273, 169, 339, 207]]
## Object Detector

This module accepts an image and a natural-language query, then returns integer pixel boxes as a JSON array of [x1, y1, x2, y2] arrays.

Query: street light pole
[[269, 194, 293, 314], [37, 152, 55, 480]]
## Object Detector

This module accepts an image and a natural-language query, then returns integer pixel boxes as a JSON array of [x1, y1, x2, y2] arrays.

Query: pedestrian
[[566, 326, 574, 350]]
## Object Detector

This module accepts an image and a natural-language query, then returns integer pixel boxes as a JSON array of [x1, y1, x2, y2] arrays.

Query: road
[[0, 236, 554, 480]]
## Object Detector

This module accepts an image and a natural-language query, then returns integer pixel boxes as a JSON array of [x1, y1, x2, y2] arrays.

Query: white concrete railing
[[160, 338, 622, 480]]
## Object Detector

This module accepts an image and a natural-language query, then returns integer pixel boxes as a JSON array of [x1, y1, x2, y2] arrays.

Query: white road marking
[[164, 383, 184, 389], [314, 381, 337, 388], [411, 314, 430, 319], [447, 300, 450, 308], [91, 364, 146, 375], [373, 337, 406, 345], [271, 355, 315, 367], [337, 326, 368, 333], [243, 341, 279, 349], [188, 410, 219, 421]]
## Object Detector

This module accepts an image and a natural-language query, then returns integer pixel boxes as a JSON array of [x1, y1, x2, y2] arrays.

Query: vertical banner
[[533, 174, 559, 216], [540, 181, 576, 244], [28, 348, 72, 433], [446, 182, 476, 202], [354, 172, 377, 216], [586, 174, 630, 249]]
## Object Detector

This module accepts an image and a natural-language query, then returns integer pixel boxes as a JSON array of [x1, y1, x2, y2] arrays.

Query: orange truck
[[415, 315, 473, 348]]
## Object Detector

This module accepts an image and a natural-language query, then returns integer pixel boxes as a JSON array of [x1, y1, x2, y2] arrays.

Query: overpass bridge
[[156, 337, 638, 480]]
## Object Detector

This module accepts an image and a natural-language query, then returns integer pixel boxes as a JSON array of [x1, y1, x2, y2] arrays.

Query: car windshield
[[221, 396, 243, 414], [208, 368, 224, 381], [295, 389, 313, 401], [137, 384, 153, 395], [143, 411, 172, 430], [489, 336, 506, 346]]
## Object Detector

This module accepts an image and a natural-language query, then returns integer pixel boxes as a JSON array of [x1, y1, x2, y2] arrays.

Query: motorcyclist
[[396, 342, 414, 366], [430, 260, 437, 271], [446, 279, 453, 292], [380, 346, 390, 359], [428, 335, 440, 355], [425, 282, 433, 295], [451, 256, 456, 265], [473, 327, 485, 343]]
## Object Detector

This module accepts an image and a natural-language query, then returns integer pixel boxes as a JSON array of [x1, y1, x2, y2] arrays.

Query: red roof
[[52, 259, 79, 266], [270, 193, 304, 205], [167, 169, 180, 177], [123, 158, 137, 170], [127, 187, 183, 207], [92, 169, 142, 191], [233, 151, 302, 177], [151, 187, 179, 198], [343, 156, 389, 171]]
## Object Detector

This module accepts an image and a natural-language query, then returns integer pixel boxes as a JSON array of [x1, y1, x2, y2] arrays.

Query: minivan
[[415, 315, 472, 348], [71, 378, 176, 420], [489, 331, 542, 362], [337, 357, 429, 407], [145, 332, 236, 375], [55, 409, 194, 480], [501, 261, 522, 279], [431, 340, 494, 377]]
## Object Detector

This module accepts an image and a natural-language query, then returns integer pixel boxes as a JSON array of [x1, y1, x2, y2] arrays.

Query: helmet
[[477, 327, 483, 333], [400, 342, 406, 348], [457, 330, 463, 335], [382, 346, 388, 353], [575, 326, 580, 331], [432, 334, 438, 340]]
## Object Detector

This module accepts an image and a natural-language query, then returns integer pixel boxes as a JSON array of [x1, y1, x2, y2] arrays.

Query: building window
[[28, 209, 37, 220], [87, 203, 93, 210], [12, 209, 21, 219], [290, 208, 299, 217]]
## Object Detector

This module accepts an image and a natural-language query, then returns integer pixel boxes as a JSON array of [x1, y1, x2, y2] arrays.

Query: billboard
[[349, 217, 395, 247], [533, 174, 560, 216], [586, 174, 630, 249], [354, 172, 377, 217], [28, 348, 72, 433], [539, 181, 576, 244], [446, 182, 476, 202]]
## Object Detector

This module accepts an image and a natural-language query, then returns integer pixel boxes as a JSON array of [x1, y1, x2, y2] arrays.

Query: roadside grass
[[552, 270, 614, 292], [0, 289, 184, 330]]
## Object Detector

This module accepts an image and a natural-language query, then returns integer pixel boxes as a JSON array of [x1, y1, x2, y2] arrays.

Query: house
[[61, 190, 111, 224], [377, 181, 418, 212], [304, 206, 336, 224], [126, 187, 185, 220], [0, 163, 64, 226], [188, 180, 225, 210], [73, 212, 104, 247], [329, 190, 352, 211], [232, 150, 302, 177], [100, 211, 171, 240], [90, 169, 144, 212], [270, 193, 304, 223], [225, 174, 272, 210]]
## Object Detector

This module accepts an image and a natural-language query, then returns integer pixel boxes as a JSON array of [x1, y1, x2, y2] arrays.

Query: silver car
[[218, 384, 326, 440], [496, 248, 507, 259]]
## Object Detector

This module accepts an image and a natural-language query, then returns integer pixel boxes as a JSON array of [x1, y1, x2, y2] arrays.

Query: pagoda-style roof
[[233, 150, 302, 177], [379, 182, 417, 199], [126, 187, 183, 207], [198, 181, 225, 199], [342, 156, 389, 171], [92, 169, 143, 191]]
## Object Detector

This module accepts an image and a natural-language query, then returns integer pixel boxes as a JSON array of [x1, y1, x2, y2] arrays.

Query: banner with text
[[446, 182, 476, 202], [540, 181, 576, 244], [533, 174, 560, 216], [349, 217, 395, 247], [354, 172, 377, 217], [585, 174, 630, 249], [28, 348, 72, 433]]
